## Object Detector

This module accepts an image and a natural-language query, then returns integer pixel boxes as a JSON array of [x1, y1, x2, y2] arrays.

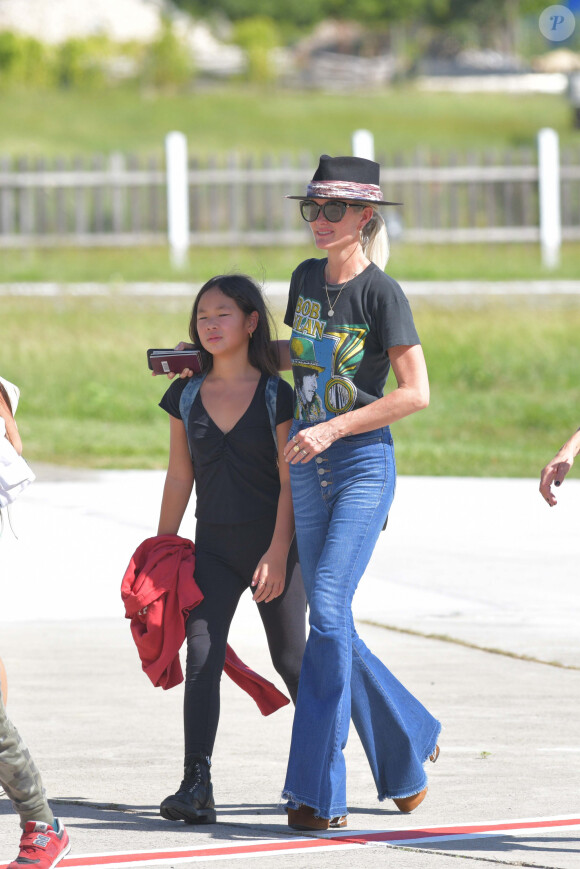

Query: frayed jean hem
[[377, 723, 441, 802], [377, 777, 427, 802], [281, 789, 348, 821]]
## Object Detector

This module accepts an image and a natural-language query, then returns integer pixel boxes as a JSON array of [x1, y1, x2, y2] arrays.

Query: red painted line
[[342, 815, 580, 844], [1, 815, 579, 868], [62, 837, 350, 866], [1, 836, 356, 869]]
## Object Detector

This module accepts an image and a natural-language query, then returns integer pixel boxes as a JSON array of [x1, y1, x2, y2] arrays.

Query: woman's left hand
[[284, 423, 337, 465]]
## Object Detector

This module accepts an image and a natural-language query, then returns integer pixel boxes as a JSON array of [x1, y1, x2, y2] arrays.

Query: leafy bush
[[0, 26, 192, 92], [0, 31, 54, 88], [56, 37, 111, 89], [0, 31, 136, 90], [233, 16, 280, 83], [141, 18, 195, 91]]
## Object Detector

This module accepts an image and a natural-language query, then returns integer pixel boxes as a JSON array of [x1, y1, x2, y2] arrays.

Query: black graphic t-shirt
[[284, 258, 420, 421]]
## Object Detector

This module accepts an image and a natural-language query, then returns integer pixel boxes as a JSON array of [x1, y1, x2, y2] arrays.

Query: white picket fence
[[0, 136, 578, 258]]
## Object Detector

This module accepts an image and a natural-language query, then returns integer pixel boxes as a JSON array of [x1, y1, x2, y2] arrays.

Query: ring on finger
[[301, 449, 307, 456], [293, 444, 300, 453], [292, 436, 298, 444]]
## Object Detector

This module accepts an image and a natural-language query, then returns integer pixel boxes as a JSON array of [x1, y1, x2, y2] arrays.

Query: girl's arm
[[0, 393, 22, 455], [157, 415, 195, 535], [252, 418, 295, 602], [285, 343, 429, 463]]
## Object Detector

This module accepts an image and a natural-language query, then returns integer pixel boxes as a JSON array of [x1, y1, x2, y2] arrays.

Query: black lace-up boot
[[160, 754, 216, 824]]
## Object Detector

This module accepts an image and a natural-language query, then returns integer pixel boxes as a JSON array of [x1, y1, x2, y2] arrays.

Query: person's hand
[[284, 422, 338, 465], [150, 342, 197, 379], [251, 550, 286, 602], [539, 452, 574, 506]]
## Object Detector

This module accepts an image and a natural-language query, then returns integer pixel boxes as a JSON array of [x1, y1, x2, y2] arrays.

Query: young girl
[[156, 274, 306, 824]]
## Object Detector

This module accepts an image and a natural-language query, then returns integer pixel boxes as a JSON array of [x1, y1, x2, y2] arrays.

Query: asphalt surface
[[1, 468, 579, 868]]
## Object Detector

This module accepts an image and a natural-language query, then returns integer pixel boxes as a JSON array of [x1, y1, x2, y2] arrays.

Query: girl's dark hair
[[189, 274, 279, 376], [0, 381, 13, 416]]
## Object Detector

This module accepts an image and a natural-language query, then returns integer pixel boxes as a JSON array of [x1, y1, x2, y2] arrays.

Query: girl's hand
[[284, 423, 338, 464], [251, 550, 286, 602]]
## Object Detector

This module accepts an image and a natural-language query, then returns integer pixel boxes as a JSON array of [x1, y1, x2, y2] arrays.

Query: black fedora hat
[[286, 154, 401, 206]]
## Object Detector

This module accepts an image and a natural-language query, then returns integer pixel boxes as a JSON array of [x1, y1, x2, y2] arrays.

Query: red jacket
[[121, 535, 289, 715]]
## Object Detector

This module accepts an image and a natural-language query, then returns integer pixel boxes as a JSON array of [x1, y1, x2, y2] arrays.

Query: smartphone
[[147, 348, 203, 375]]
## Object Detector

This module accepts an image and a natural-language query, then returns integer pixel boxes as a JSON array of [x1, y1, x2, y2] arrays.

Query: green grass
[[396, 298, 580, 476], [2, 295, 579, 476], [0, 84, 576, 157], [3, 241, 580, 282], [3, 295, 192, 469]]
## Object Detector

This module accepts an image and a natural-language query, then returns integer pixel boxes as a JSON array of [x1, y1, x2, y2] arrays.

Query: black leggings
[[184, 518, 307, 758]]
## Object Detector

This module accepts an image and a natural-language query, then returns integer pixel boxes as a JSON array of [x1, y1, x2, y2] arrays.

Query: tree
[[173, 0, 326, 27], [171, 0, 552, 54], [423, 0, 547, 52], [171, 0, 424, 27]]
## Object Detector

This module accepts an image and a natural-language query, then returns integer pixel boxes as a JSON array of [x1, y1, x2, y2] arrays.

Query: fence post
[[165, 131, 190, 268], [537, 128, 561, 270], [352, 129, 375, 160]]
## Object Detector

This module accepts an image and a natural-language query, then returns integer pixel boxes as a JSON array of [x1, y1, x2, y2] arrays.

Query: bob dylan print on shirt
[[290, 293, 367, 422]]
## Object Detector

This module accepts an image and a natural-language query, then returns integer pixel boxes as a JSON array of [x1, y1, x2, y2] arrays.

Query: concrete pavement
[[1, 280, 580, 300], [1, 468, 579, 868]]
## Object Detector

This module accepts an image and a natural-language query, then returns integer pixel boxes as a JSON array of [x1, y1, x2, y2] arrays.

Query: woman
[[280, 155, 441, 830], [157, 275, 306, 824]]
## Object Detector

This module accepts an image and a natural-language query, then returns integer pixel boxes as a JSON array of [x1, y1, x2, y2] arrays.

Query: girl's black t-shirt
[[159, 373, 293, 525]]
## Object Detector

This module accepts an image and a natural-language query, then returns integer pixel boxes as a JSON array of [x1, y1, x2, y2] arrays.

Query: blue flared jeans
[[282, 423, 441, 820]]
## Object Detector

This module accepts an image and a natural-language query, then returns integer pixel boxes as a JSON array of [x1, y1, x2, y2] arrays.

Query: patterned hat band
[[306, 180, 385, 203]]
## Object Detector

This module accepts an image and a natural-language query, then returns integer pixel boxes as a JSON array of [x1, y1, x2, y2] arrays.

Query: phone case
[[147, 349, 203, 375]]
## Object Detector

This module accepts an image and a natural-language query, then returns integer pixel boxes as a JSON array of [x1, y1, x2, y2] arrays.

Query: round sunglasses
[[299, 199, 363, 223]]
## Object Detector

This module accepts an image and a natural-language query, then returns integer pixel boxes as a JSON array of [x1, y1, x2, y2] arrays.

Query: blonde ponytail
[[360, 207, 389, 271]]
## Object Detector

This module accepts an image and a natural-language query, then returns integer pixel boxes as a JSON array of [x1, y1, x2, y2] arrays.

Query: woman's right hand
[[540, 443, 575, 506], [151, 342, 197, 379]]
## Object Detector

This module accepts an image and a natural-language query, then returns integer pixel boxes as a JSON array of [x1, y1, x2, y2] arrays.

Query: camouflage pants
[[0, 695, 53, 829]]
